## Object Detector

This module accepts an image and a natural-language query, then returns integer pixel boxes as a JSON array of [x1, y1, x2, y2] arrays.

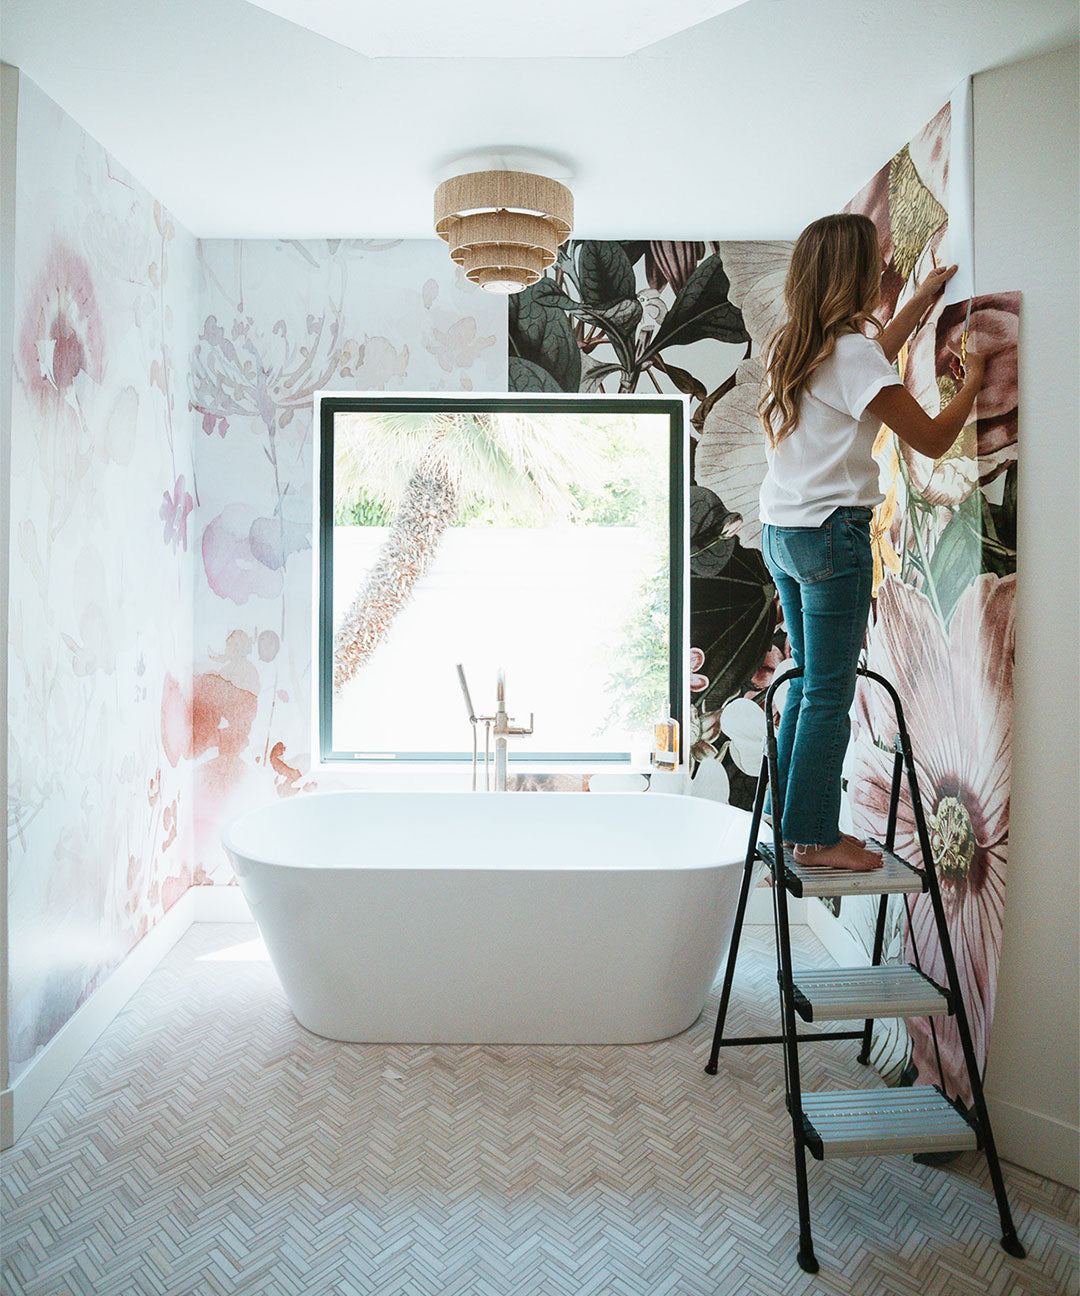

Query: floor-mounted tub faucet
[[493, 667, 534, 792], [455, 664, 533, 791]]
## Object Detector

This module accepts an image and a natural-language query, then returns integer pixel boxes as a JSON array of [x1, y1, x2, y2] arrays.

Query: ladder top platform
[[758, 840, 926, 899]]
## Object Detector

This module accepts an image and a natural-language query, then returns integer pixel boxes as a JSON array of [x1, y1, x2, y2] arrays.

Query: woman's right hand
[[946, 340, 985, 389], [962, 347, 986, 388]]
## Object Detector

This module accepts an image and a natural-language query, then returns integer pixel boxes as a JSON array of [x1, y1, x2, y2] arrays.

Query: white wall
[[0, 62, 19, 1143], [974, 42, 1080, 1190]]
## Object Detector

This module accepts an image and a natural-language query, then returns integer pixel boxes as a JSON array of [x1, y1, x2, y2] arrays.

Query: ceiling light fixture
[[433, 151, 575, 295]]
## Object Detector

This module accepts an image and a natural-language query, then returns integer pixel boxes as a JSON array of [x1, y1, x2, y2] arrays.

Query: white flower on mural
[[694, 242, 794, 550]]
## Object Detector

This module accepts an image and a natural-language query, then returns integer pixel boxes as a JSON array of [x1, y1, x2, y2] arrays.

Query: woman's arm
[[877, 263, 958, 362], [866, 350, 985, 459]]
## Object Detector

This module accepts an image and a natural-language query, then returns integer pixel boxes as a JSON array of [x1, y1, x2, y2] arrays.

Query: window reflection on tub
[[317, 396, 686, 763]]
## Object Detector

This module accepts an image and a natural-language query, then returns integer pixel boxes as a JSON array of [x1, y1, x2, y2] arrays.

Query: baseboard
[[4, 889, 195, 1148], [985, 1094, 1080, 1190], [0, 1085, 12, 1148]]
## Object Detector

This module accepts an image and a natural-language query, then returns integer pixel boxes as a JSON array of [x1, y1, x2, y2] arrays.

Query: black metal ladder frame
[[703, 664, 1025, 1274]]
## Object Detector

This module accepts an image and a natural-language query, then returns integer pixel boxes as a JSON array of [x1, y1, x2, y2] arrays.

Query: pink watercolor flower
[[191, 406, 230, 438], [849, 573, 1015, 1106], [161, 672, 193, 767], [689, 646, 709, 694], [160, 475, 194, 552], [18, 239, 104, 413]]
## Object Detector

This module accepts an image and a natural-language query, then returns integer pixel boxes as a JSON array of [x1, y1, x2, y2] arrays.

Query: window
[[316, 394, 687, 765]]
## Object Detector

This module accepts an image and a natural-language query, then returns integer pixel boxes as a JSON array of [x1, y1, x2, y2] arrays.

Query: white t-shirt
[[758, 331, 904, 528]]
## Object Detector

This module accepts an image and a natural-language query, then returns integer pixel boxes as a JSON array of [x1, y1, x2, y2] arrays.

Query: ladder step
[[790, 965, 953, 1022], [758, 840, 925, 898], [800, 1086, 979, 1160]]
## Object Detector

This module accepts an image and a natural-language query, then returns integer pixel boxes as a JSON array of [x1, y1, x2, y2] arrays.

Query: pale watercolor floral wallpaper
[[7, 73, 1019, 1115], [183, 239, 507, 879], [8, 77, 197, 1077]]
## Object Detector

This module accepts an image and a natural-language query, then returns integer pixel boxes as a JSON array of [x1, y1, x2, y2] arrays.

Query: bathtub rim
[[220, 788, 755, 874]]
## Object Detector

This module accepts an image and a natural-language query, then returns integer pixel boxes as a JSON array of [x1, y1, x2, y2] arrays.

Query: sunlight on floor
[[196, 936, 270, 963]]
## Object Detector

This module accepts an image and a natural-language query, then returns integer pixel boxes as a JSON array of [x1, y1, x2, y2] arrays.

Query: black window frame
[[317, 392, 687, 765]]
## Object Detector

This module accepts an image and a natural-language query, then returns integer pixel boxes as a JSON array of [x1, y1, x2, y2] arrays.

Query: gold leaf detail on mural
[[888, 146, 947, 280], [935, 374, 978, 464]]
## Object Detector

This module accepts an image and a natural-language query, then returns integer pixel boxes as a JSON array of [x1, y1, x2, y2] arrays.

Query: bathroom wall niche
[[315, 393, 689, 766]]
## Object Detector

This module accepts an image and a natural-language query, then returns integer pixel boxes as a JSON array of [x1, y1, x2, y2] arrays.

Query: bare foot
[[793, 837, 883, 871], [783, 832, 870, 850]]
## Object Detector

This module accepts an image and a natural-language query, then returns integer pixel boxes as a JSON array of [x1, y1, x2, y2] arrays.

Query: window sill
[[310, 759, 677, 792]]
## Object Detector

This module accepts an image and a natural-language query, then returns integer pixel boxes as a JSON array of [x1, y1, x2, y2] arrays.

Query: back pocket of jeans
[[775, 526, 833, 582]]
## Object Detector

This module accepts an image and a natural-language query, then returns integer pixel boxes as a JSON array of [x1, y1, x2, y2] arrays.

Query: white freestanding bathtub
[[222, 790, 752, 1045]]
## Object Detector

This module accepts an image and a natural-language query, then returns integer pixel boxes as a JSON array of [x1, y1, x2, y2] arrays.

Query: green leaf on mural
[[528, 277, 579, 313], [508, 356, 564, 392], [508, 281, 582, 392], [928, 496, 981, 622], [644, 253, 750, 357], [690, 542, 777, 709], [980, 462, 1018, 578], [576, 240, 638, 307]]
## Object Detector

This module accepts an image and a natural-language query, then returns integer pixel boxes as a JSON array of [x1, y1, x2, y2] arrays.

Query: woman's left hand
[[916, 263, 958, 301]]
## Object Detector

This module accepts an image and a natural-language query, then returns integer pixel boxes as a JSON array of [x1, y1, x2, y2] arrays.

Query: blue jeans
[[760, 506, 874, 848]]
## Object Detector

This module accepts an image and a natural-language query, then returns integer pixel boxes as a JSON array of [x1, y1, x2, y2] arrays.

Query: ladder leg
[[858, 747, 903, 1065], [857, 893, 889, 1065], [705, 756, 768, 1074], [901, 740, 1026, 1259], [767, 731, 818, 1274]]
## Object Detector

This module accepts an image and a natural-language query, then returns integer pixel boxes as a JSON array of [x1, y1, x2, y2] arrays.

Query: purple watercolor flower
[[202, 505, 284, 605]]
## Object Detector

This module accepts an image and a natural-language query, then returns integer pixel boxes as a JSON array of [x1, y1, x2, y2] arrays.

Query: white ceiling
[[2, 0, 1076, 240], [244, 0, 754, 58]]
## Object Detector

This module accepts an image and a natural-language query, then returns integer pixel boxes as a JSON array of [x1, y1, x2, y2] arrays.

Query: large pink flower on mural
[[18, 239, 104, 413], [849, 573, 1015, 1107]]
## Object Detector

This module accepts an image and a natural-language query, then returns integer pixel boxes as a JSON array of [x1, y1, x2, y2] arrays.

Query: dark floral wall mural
[[508, 240, 782, 808]]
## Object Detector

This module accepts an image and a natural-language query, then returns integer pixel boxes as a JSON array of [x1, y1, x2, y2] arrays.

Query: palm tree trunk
[[333, 456, 458, 693]]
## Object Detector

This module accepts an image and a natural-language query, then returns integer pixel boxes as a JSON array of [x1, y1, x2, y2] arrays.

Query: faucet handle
[[508, 712, 534, 736]]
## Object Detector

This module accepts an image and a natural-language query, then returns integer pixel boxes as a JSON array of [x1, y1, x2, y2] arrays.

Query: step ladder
[[704, 664, 1024, 1275]]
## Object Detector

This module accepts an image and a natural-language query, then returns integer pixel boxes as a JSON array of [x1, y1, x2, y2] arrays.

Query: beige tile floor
[[2, 922, 1076, 1296]]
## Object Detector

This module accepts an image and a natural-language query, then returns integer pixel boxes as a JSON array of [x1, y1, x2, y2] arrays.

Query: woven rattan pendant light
[[433, 167, 574, 294]]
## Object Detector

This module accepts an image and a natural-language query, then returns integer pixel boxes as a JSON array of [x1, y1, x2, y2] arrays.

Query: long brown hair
[[759, 213, 883, 447]]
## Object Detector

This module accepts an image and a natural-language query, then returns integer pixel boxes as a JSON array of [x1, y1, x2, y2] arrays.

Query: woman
[[759, 212, 984, 871]]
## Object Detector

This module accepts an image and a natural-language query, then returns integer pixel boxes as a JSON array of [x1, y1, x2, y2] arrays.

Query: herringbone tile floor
[[2, 922, 1076, 1296]]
